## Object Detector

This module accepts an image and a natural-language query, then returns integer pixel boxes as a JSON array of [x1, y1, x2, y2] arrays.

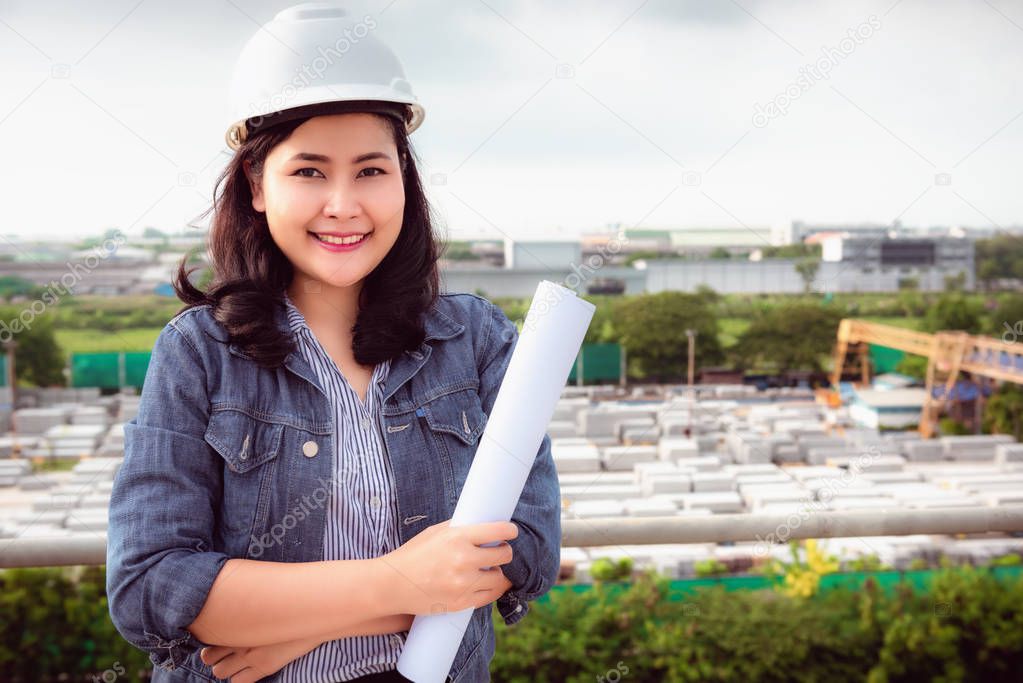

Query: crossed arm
[[198, 613, 416, 682]]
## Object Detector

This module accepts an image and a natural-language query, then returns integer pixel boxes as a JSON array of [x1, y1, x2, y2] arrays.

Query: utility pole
[[685, 329, 696, 437]]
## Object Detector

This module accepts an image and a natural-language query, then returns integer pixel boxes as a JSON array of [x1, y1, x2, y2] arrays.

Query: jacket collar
[[226, 297, 465, 396]]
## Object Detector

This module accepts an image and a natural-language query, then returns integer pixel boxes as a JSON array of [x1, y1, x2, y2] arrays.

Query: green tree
[[709, 246, 731, 259], [0, 307, 65, 386], [894, 354, 928, 380], [988, 295, 1023, 340], [975, 233, 1023, 284], [612, 292, 722, 382], [984, 383, 1023, 440], [0, 276, 40, 299], [734, 303, 843, 372], [924, 293, 984, 333], [795, 258, 821, 293]]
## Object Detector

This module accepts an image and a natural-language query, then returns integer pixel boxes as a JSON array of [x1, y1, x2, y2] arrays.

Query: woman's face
[[249, 113, 405, 290]]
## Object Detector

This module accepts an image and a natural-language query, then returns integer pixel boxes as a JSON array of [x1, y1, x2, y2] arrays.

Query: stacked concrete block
[[65, 458, 122, 489], [741, 486, 813, 510], [0, 459, 31, 487], [576, 406, 656, 439], [42, 424, 107, 458], [860, 471, 922, 484], [560, 484, 643, 502], [830, 454, 907, 474], [828, 497, 895, 510], [547, 421, 577, 439], [940, 435, 1016, 462], [624, 496, 679, 517], [619, 418, 660, 445], [551, 439, 601, 474], [95, 423, 126, 458], [565, 499, 626, 519], [552, 398, 590, 424], [600, 445, 658, 472], [904, 440, 943, 462], [675, 455, 723, 472], [12, 407, 69, 435], [117, 396, 141, 421], [673, 491, 745, 513], [726, 463, 784, 476], [804, 445, 855, 466], [690, 471, 736, 492], [64, 509, 109, 533], [773, 444, 801, 462], [658, 437, 699, 462], [633, 462, 692, 496], [70, 406, 110, 427], [995, 443, 1023, 465], [559, 471, 633, 486], [734, 473, 793, 486], [18, 472, 59, 491]]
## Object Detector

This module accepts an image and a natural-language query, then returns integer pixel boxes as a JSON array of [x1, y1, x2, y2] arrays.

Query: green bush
[[494, 566, 1023, 682], [3, 564, 1022, 682], [0, 567, 150, 682]]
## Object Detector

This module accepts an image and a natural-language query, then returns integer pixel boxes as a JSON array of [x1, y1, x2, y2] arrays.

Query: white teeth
[[314, 232, 368, 245]]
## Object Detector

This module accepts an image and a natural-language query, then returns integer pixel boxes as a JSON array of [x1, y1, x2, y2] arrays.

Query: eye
[[293, 167, 324, 178], [358, 167, 386, 178]]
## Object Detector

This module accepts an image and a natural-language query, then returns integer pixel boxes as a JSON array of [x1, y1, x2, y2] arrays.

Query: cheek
[[264, 182, 318, 230], [368, 181, 406, 227]]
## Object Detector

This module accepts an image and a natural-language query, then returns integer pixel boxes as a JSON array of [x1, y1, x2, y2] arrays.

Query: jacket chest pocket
[[420, 387, 489, 505], [204, 408, 284, 543]]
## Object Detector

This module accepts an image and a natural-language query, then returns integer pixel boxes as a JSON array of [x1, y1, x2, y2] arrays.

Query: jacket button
[[302, 441, 319, 458]]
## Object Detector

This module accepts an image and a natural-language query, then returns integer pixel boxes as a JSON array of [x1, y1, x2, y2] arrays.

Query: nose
[[322, 180, 362, 220]]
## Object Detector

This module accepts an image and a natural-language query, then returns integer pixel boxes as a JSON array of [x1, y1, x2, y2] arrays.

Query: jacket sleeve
[[475, 300, 562, 626], [106, 319, 230, 672]]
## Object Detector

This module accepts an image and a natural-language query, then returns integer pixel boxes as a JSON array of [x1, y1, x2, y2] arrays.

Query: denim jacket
[[106, 292, 562, 682]]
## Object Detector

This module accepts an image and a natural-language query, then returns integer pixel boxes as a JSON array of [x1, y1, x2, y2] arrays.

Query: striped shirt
[[278, 295, 405, 682]]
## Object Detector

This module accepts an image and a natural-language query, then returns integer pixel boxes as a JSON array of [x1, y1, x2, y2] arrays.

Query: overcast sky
[[1, 0, 1021, 242]]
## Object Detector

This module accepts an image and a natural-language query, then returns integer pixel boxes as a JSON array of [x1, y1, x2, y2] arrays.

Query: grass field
[[55, 328, 163, 355]]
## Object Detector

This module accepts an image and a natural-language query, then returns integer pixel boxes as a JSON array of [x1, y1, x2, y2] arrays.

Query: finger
[[464, 521, 518, 545], [470, 586, 504, 608], [200, 646, 232, 666], [211, 652, 251, 680], [229, 668, 260, 683], [474, 566, 512, 594], [477, 541, 514, 567]]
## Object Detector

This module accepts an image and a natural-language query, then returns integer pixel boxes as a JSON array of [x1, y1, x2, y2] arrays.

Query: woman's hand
[[200, 637, 318, 682], [378, 519, 518, 615]]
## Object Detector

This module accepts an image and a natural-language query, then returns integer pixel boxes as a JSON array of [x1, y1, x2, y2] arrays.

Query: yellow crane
[[830, 319, 1023, 438]]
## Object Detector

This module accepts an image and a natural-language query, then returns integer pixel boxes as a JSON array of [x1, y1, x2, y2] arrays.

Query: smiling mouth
[[309, 231, 373, 245]]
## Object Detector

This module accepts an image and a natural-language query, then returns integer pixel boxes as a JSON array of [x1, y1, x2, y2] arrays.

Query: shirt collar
[[275, 291, 465, 343]]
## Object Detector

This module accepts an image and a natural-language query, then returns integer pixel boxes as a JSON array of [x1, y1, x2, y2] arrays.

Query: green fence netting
[[568, 343, 622, 384], [70, 352, 151, 389]]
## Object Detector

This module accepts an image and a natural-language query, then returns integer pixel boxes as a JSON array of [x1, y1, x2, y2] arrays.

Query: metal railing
[[3, 506, 1023, 569]]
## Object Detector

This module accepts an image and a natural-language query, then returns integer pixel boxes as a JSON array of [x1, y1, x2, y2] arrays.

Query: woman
[[105, 5, 561, 682]]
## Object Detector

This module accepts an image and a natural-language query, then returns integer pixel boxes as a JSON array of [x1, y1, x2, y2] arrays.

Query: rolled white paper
[[396, 280, 595, 682]]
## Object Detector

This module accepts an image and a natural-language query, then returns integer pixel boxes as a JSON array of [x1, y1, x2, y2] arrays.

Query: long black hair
[[175, 112, 443, 368]]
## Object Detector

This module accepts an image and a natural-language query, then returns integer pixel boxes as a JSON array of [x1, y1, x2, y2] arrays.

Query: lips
[[308, 230, 373, 251]]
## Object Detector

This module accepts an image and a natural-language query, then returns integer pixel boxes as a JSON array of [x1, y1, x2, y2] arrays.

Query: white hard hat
[[225, 2, 425, 150]]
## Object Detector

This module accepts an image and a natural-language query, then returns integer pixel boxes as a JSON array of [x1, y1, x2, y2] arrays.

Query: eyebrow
[[287, 151, 393, 164]]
